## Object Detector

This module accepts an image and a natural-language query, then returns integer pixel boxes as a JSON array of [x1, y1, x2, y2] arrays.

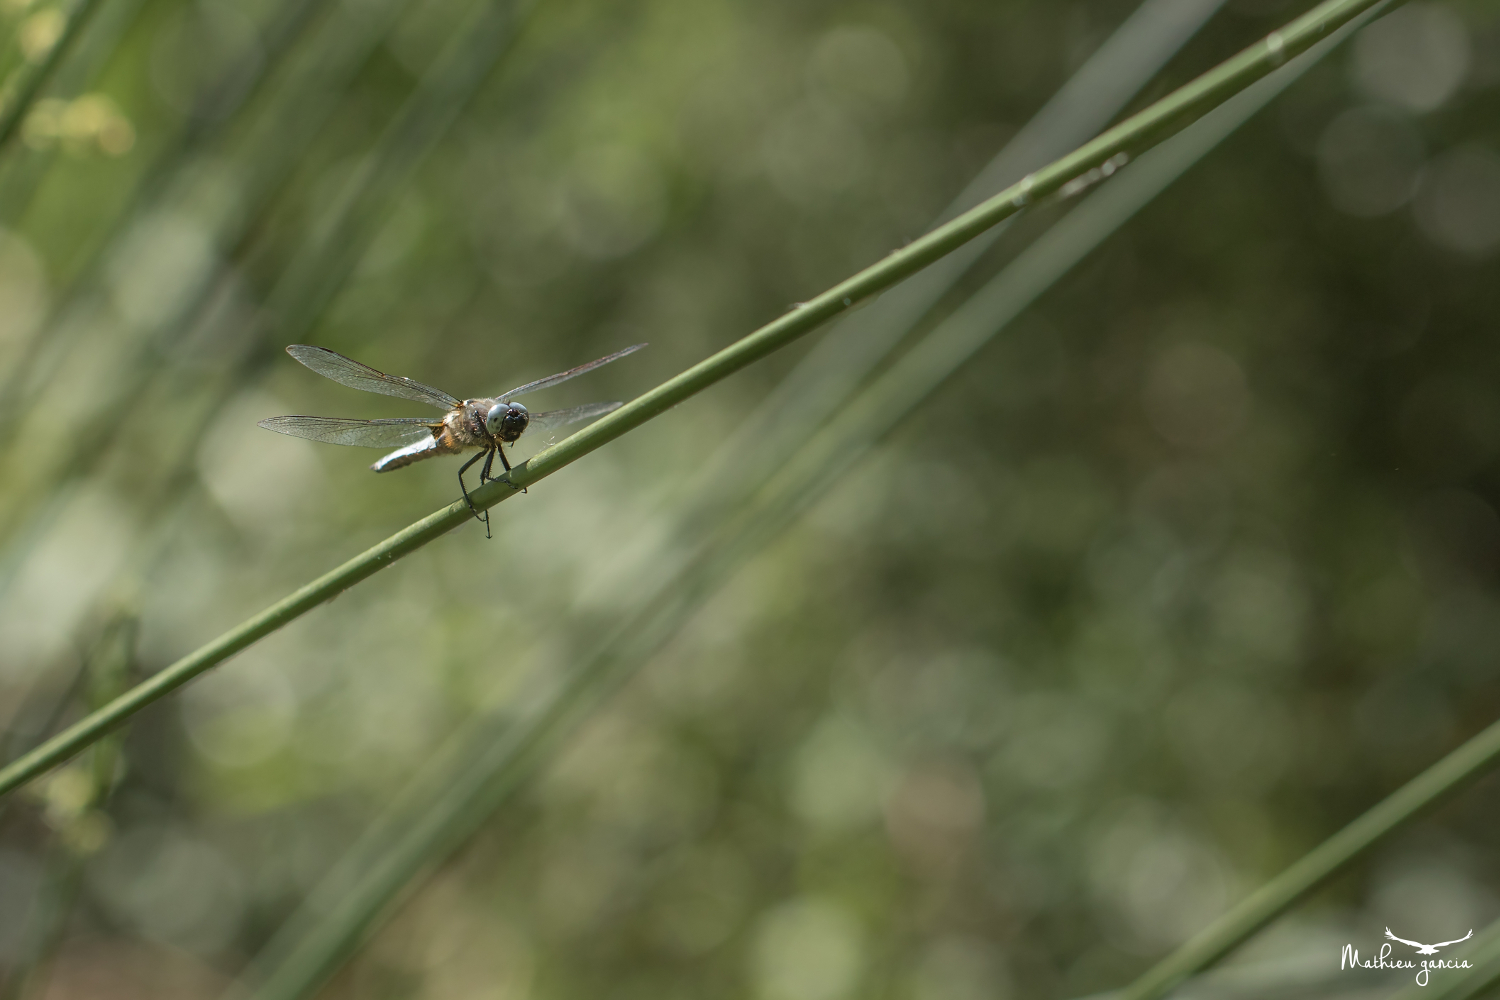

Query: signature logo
[[1341, 928, 1475, 986], [1385, 928, 1474, 956]]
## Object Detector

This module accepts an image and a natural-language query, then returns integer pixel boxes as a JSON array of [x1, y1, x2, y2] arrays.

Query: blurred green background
[[1, 0, 1499, 997]]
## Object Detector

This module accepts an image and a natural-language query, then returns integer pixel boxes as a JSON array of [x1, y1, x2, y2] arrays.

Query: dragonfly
[[259, 342, 646, 534]]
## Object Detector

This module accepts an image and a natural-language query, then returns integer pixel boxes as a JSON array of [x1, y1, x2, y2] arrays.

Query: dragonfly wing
[[522, 401, 622, 445], [286, 345, 460, 410], [258, 416, 440, 448], [499, 343, 646, 401]]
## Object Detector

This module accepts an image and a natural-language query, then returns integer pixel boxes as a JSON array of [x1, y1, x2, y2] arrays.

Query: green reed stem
[[1119, 716, 1500, 1000], [684, 0, 1226, 533], [0, 0, 1395, 798]]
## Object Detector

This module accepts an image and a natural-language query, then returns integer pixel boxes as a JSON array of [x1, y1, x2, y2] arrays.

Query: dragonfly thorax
[[485, 401, 530, 442]]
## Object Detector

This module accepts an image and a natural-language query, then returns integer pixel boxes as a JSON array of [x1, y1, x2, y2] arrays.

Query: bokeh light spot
[[1413, 146, 1500, 256], [1316, 106, 1424, 217], [1351, 3, 1470, 113], [752, 898, 864, 1000], [1142, 343, 1250, 451]]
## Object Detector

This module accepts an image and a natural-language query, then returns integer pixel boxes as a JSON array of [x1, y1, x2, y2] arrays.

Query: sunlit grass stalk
[[236, 8, 1388, 995], [0, 0, 106, 153], [0, 0, 1396, 797], [0, 0, 333, 441], [0, 0, 148, 221], [0, 0, 359, 438]]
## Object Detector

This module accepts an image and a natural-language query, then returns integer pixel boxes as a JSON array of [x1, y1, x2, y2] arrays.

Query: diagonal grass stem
[[1118, 716, 1500, 1000], [685, 0, 1228, 529], [0, 0, 1396, 798]]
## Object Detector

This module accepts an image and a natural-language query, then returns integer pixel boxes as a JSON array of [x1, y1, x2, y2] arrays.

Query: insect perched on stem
[[259, 343, 647, 536]]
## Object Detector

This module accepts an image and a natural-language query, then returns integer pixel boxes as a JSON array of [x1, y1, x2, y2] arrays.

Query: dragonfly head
[[486, 401, 529, 442]]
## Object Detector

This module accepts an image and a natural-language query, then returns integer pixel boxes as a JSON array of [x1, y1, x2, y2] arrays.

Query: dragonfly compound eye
[[485, 403, 508, 435], [487, 402, 530, 441]]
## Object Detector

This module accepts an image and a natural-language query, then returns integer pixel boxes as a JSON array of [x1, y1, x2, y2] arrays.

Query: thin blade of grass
[[0, 0, 1395, 797], [686, 0, 1228, 529], [231, 9, 1381, 998]]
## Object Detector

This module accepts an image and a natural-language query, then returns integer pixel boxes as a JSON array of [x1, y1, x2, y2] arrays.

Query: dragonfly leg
[[457, 450, 491, 538], [495, 442, 525, 494]]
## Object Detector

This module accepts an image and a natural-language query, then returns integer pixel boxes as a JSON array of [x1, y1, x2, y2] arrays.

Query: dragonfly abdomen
[[372, 435, 454, 472]]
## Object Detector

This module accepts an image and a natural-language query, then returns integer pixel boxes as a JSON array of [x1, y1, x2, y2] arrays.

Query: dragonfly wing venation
[[499, 343, 646, 401], [286, 345, 460, 410], [524, 401, 622, 443], [258, 415, 440, 448]]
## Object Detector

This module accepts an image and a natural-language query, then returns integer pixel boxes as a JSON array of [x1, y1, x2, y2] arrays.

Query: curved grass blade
[[0, 0, 1396, 799]]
